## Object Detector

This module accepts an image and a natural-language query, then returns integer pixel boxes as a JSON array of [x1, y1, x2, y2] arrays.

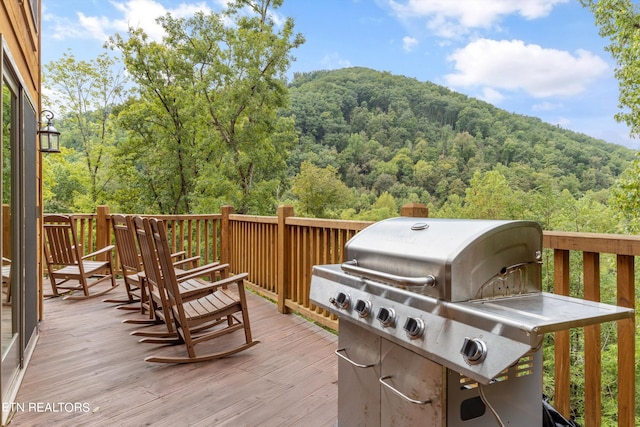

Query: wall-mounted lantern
[[39, 109, 61, 153]]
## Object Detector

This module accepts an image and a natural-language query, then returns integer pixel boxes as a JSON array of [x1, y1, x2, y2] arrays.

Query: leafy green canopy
[[107, 0, 304, 214], [283, 67, 634, 230], [44, 52, 128, 210], [580, 0, 640, 233]]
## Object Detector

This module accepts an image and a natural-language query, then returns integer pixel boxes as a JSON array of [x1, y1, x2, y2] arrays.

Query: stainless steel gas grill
[[309, 217, 634, 427]]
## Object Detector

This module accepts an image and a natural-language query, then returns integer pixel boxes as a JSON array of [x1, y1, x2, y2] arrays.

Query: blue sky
[[41, 0, 638, 149]]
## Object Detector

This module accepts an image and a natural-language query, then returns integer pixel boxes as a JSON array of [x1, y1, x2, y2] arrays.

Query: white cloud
[[387, 0, 569, 38], [321, 53, 352, 69], [445, 39, 609, 98], [402, 36, 418, 52], [480, 87, 505, 104], [532, 101, 562, 111], [50, 0, 211, 42], [77, 13, 113, 41], [555, 116, 571, 127]]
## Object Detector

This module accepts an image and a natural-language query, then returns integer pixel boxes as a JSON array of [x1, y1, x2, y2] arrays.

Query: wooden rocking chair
[[43, 214, 118, 300], [143, 217, 258, 363], [110, 214, 215, 318], [128, 215, 229, 333]]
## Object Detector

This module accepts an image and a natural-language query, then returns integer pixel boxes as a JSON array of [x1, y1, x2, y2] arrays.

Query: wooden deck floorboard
[[10, 286, 338, 427]]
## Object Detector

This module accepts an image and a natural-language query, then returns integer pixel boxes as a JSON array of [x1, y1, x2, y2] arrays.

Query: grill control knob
[[403, 317, 425, 339], [460, 337, 487, 365], [376, 307, 396, 327], [354, 299, 372, 318], [329, 292, 350, 309]]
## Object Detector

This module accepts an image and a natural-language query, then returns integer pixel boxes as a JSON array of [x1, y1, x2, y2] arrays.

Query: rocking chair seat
[[55, 260, 111, 277]]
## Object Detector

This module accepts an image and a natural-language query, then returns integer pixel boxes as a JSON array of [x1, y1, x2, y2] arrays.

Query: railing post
[[277, 205, 294, 314], [220, 206, 233, 267], [96, 205, 110, 260], [400, 203, 428, 217], [616, 254, 635, 427]]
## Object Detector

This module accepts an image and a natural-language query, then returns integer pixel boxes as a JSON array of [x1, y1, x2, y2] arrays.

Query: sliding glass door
[[1, 69, 21, 400]]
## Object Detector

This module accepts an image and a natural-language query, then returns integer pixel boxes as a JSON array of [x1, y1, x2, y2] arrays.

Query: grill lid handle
[[341, 260, 436, 288]]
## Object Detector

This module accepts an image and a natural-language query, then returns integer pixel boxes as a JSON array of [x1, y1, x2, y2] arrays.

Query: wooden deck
[[10, 286, 338, 426]]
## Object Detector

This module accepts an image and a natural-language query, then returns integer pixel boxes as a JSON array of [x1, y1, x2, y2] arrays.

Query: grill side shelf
[[456, 292, 634, 335]]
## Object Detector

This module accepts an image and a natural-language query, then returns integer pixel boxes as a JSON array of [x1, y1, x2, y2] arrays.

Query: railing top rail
[[543, 230, 640, 256], [47, 213, 95, 220], [229, 214, 277, 224], [286, 216, 374, 231], [126, 213, 221, 221]]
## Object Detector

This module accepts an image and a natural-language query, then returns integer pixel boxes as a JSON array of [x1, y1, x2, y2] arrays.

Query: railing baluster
[[583, 252, 601, 427], [616, 255, 635, 427], [554, 249, 571, 419]]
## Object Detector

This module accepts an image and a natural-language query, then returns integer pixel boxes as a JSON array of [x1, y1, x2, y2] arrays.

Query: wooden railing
[[543, 232, 638, 426], [47, 204, 637, 426]]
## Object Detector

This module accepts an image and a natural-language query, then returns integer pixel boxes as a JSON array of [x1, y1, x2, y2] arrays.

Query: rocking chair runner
[[43, 214, 119, 300], [143, 217, 258, 363]]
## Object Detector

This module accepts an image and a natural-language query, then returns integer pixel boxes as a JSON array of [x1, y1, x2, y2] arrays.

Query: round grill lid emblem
[[410, 222, 429, 231]]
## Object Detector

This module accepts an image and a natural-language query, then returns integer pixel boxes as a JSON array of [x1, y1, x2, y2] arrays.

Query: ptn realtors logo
[[4, 402, 91, 413]]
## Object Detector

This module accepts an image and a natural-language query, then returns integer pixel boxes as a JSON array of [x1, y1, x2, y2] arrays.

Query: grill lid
[[342, 217, 542, 301]]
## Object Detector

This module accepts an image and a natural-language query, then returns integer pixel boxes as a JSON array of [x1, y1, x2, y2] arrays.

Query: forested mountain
[[45, 63, 637, 232], [280, 67, 634, 224]]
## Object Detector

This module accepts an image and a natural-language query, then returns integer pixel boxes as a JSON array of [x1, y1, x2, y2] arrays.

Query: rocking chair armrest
[[82, 245, 115, 260], [180, 273, 248, 302], [176, 262, 228, 282], [170, 250, 187, 260], [172, 255, 201, 269]]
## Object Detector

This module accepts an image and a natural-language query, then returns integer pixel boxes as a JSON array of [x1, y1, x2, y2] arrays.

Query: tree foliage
[[290, 161, 352, 218], [579, 0, 640, 234], [580, 0, 640, 136], [44, 51, 128, 206], [283, 67, 635, 231], [107, 0, 303, 214]]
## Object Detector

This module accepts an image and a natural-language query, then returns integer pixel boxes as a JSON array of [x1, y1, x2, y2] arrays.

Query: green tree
[[44, 51, 128, 207], [290, 161, 351, 218], [580, 0, 640, 235], [42, 147, 92, 213], [462, 169, 524, 219], [355, 192, 398, 221], [109, 0, 304, 214], [610, 153, 640, 233], [580, 0, 640, 135]]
